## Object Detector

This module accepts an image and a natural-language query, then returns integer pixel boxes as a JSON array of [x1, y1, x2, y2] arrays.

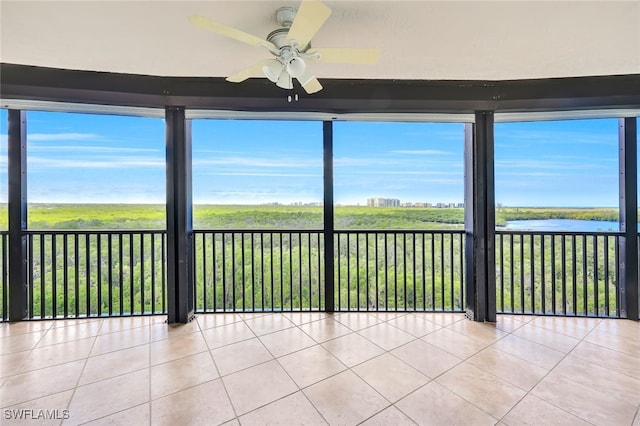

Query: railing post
[[7, 109, 28, 322], [618, 117, 638, 320], [464, 112, 496, 322], [165, 106, 195, 323], [323, 121, 335, 312]]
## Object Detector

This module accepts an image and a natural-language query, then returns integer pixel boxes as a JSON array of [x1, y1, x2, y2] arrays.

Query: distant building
[[457, 202, 464, 208], [367, 197, 400, 207]]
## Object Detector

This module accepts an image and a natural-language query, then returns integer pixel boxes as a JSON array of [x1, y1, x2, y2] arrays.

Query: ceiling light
[[262, 59, 283, 83], [275, 73, 293, 89], [286, 57, 306, 78]]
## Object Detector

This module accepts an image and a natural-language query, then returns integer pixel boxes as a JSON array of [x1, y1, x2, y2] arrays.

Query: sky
[[0, 109, 631, 207]]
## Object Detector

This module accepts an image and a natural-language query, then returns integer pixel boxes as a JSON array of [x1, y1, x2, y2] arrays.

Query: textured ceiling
[[1, 0, 639, 81]]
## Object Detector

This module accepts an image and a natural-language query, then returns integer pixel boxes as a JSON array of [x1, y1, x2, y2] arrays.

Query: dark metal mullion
[[74, 234, 79, 317], [28, 235, 33, 318], [431, 234, 435, 311], [375, 233, 379, 311], [232, 234, 236, 312], [582, 235, 588, 316], [52, 235, 57, 318], [279, 233, 283, 310], [241, 232, 246, 312], [202, 233, 207, 312], [261, 233, 265, 311], [593, 235, 599, 316], [251, 232, 255, 312], [551, 235, 556, 315], [422, 233, 426, 311], [449, 233, 454, 312], [540, 235, 546, 314], [139, 234, 145, 314], [129, 233, 134, 315], [413, 232, 417, 310], [440, 233, 444, 311], [561, 236, 567, 315], [322, 121, 334, 312], [572, 235, 577, 315], [530, 234, 535, 314], [519, 234, 524, 314], [222, 233, 227, 311], [509, 234, 514, 313], [499, 234, 504, 312]]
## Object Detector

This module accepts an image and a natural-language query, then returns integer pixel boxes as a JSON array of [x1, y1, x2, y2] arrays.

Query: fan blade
[[297, 72, 323, 94], [226, 60, 272, 83], [189, 15, 275, 49], [286, 0, 331, 48], [309, 48, 380, 64]]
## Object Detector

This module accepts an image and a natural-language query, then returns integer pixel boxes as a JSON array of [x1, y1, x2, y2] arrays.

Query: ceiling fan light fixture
[[262, 59, 283, 82], [275, 73, 293, 89], [286, 57, 306, 78]]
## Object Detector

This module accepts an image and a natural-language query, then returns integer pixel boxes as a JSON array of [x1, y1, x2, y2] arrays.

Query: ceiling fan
[[189, 0, 380, 94]]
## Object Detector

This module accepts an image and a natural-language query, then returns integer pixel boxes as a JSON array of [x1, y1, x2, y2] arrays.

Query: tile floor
[[1, 312, 639, 425]]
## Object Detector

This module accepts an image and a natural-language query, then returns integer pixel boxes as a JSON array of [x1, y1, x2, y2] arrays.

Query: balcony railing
[[496, 230, 621, 317], [335, 231, 465, 312], [0, 228, 631, 321], [193, 230, 324, 312]]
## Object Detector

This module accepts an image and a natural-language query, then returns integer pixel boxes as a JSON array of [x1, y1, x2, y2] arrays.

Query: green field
[[0, 203, 621, 230], [0, 204, 622, 319]]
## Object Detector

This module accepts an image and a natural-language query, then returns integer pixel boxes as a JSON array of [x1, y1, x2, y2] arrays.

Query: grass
[[0, 203, 621, 230]]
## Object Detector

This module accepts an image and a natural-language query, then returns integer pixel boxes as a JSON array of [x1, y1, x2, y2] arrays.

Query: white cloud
[[28, 133, 102, 142], [28, 156, 164, 169], [391, 149, 452, 155]]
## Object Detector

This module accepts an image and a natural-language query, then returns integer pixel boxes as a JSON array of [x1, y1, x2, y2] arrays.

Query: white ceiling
[[1, 0, 639, 81]]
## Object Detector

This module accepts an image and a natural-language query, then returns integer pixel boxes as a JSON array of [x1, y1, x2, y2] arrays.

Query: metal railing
[[335, 231, 465, 311], [193, 230, 324, 312], [496, 230, 621, 317], [0, 228, 632, 321], [0, 232, 7, 321], [25, 230, 167, 319]]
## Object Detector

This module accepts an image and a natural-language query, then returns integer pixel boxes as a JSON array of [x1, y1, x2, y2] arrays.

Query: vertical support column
[[323, 121, 335, 312], [8, 110, 28, 322], [166, 106, 194, 324], [618, 117, 638, 320], [464, 111, 496, 322]]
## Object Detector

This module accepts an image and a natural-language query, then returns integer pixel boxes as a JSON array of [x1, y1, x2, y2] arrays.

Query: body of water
[[502, 219, 620, 232]]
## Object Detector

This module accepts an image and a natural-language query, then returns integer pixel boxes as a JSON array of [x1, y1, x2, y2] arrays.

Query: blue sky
[[0, 109, 629, 207]]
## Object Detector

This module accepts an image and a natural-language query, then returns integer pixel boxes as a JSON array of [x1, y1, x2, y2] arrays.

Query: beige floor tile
[[353, 353, 430, 402], [322, 333, 384, 367], [82, 403, 150, 426], [221, 419, 240, 426], [571, 341, 640, 380], [447, 320, 508, 344], [37, 321, 102, 347], [511, 323, 580, 353], [236, 312, 270, 320], [304, 370, 388, 425], [396, 381, 496, 426], [278, 345, 346, 388], [151, 379, 234, 426], [502, 394, 591, 426], [149, 332, 208, 365], [360, 406, 416, 426], [150, 321, 199, 342], [239, 391, 327, 425], [498, 314, 536, 324], [584, 327, 640, 358], [19, 337, 95, 373], [436, 363, 526, 419], [151, 352, 218, 400], [259, 327, 316, 358], [98, 317, 149, 334], [386, 314, 442, 337], [202, 321, 256, 349], [90, 327, 151, 356], [211, 338, 273, 376], [634, 409, 640, 426], [391, 339, 462, 378], [424, 312, 465, 326], [422, 328, 488, 359], [528, 316, 597, 339], [358, 323, 415, 351], [196, 313, 242, 330], [491, 335, 565, 370], [2, 390, 73, 426], [66, 369, 150, 425], [51, 318, 103, 329], [333, 312, 383, 331], [0, 350, 30, 378], [79, 344, 149, 386], [243, 314, 294, 336], [367, 312, 407, 321], [0, 360, 85, 407], [299, 318, 353, 343], [532, 371, 637, 426], [223, 360, 298, 416], [468, 347, 549, 391], [0, 331, 47, 355], [495, 315, 528, 333], [553, 355, 640, 405], [0, 321, 51, 337], [281, 311, 330, 325], [594, 318, 640, 340]]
